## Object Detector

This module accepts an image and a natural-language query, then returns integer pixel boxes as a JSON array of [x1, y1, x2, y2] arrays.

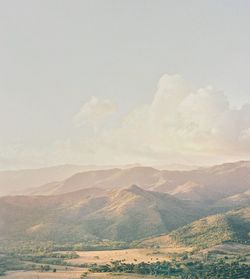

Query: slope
[[142, 207, 250, 249], [216, 189, 250, 208], [0, 186, 202, 242]]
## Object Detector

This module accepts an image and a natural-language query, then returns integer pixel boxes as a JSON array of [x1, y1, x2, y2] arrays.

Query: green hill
[[142, 207, 250, 249]]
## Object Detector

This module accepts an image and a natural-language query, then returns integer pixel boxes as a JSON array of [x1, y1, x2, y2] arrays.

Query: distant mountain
[[29, 166, 161, 195], [0, 186, 202, 242], [153, 161, 250, 197], [155, 163, 200, 171], [0, 165, 94, 196], [29, 161, 250, 205], [0, 163, 140, 196], [142, 207, 250, 249], [168, 181, 224, 202]]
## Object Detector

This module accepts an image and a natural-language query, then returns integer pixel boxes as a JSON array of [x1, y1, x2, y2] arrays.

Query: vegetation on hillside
[[0, 186, 202, 242], [141, 207, 250, 250], [89, 258, 250, 278], [169, 207, 250, 249]]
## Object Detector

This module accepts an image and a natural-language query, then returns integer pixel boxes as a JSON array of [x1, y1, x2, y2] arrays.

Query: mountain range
[[0, 163, 140, 196], [0, 160, 249, 248], [26, 161, 250, 204], [0, 185, 203, 242]]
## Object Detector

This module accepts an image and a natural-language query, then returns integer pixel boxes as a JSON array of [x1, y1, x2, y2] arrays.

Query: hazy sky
[[0, 0, 250, 169]]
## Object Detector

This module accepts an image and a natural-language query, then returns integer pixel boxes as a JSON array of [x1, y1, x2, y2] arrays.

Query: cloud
[[101, 74, 250, 164], [73, 96, 117, 131], [3, 74, 250, 169], [64, 74, 250, 165]]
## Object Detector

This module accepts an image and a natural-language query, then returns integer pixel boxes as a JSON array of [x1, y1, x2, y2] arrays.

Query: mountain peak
[[126, 184, 145, 194]]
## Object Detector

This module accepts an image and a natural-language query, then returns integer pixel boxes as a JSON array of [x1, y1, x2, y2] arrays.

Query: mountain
[[154, 161, 250, 196], [29, 167, 161, 195], [0, 165, 95, 196], [0, 164, 141, 196], [168, 181, 224, 202], [29, 161, 250, 205], [215, 189, 250, 208], [0, 186, 202, 242], [142, 207, 250, 249], [154, 163, 200, 171]]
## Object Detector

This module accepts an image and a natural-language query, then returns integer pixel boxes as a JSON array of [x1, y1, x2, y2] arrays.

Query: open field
[[4, 270, 83, 279], [66, 247, 190, 265], [4, 271, 157, 279]]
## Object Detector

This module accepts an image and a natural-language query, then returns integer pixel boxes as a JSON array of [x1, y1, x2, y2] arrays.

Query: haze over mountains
[[0, 165, 94, 196], [25, 161, 250, 204], [0, 185, 203, 242], [0, 160, 249, 246], [0, 163, 140, 196]]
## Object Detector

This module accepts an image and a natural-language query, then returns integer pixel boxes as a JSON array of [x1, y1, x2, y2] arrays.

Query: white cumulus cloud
[[103, 74, 250, 164], [16, 74, 250, 168], [73, 96, 117, 131]]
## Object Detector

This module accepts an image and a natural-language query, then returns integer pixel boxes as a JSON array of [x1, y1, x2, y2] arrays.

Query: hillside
[[0, 186, 201, 242], [29, 161, 250, 205], [168, 181, 224, 202], [142, 207, 250, 249], [216, 189, 250, 208]]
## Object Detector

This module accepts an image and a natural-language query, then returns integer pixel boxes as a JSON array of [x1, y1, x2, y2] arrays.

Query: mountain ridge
[[141, 207, 250, 249], [27, 161, 250, 206], [0, 185, 202, 242]]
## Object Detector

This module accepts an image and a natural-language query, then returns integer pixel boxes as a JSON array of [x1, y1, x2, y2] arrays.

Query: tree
[[80, 272, 88, 278]]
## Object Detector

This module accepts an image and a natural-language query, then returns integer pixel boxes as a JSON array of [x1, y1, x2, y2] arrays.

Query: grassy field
[[4, 271, 157, 279], [66, 247, 190, 265], [67, 248, 167, 265], [3, 243, 249, 278], [4, 270, 83, 279]]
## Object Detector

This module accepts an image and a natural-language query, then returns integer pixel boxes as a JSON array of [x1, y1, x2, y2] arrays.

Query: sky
[[0, 0, 250, 169]]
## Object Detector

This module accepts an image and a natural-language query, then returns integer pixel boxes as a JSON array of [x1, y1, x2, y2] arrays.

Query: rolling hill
[[0, 185, 202, 242], [142, 207, 250, 249], [216, 189, 250, 208]]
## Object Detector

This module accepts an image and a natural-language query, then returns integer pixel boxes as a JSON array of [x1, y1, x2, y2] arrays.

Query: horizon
[[1, 158, 250, 172]]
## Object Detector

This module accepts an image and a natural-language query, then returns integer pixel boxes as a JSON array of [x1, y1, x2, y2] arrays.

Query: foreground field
[[4, 270, 83, 279], [4, 271, 156, 279]]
